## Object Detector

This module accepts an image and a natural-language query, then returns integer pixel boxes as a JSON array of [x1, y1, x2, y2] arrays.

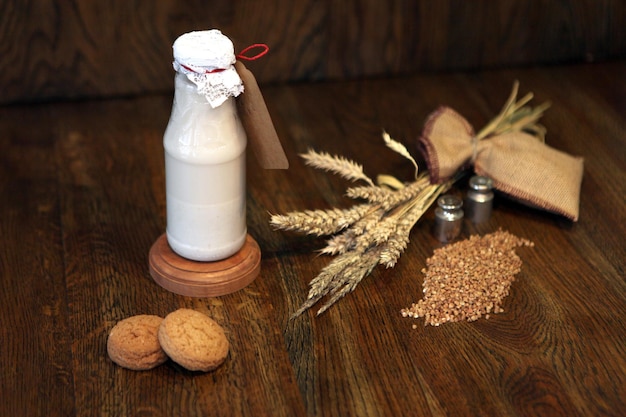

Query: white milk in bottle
[[164, 30, 247, 261]]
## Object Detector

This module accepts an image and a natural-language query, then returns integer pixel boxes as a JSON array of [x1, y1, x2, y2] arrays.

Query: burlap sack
[[419, 107, 584, 221]]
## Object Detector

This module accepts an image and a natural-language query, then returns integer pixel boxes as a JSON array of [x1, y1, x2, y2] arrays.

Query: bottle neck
[[165, 72, 246, 163]]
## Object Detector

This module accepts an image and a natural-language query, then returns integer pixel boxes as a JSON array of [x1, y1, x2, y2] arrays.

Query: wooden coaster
[[149, 234, 261, 297]]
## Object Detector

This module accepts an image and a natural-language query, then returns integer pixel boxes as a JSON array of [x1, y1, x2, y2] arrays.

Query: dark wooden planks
[[0, 106, 75, 416], [1, 0, 625, 103], [0, 61, 624, 416], [255, 61, 626, 416]]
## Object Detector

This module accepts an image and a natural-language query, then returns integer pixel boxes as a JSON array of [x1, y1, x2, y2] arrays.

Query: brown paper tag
[[235, 61, 289, 169]]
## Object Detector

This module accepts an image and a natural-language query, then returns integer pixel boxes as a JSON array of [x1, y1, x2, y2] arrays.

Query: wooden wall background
[[1, 0, 624, 104]]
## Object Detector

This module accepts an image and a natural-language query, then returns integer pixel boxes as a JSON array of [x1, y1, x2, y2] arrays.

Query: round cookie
[[158, 308, 229, 372], [107, 314, 168, 371]]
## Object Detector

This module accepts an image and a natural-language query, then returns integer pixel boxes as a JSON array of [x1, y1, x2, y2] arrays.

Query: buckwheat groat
[[107, 315, 168, 370], [158, 308, 229, 372], [401, 229, 534, 326]]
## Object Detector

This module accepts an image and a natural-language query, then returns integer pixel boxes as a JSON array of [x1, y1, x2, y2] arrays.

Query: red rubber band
[[236, 44, 269, 61]]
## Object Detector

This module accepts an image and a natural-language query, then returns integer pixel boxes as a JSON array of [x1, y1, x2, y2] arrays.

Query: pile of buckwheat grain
[[401, 229, 533, 326]]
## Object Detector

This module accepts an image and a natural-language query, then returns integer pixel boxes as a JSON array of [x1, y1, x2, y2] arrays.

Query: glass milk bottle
[[164, 30, 247, 262]]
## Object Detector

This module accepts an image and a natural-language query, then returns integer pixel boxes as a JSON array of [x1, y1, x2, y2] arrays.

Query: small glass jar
[[434, 195, 464, 242], [465, 175, 494, 223]]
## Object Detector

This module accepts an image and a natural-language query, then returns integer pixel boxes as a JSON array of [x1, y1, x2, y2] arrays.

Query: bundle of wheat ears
[[271, 82, 549, 317], [271, 133, 457, 317]]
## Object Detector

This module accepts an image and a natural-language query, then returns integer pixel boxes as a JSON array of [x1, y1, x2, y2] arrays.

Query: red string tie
[[236, 43, 270, 61]]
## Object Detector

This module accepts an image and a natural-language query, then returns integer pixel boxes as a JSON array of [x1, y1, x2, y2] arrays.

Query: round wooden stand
[[149, 234, 261, 297]]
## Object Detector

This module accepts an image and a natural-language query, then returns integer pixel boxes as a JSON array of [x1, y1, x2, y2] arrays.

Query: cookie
[[158, 308, 229, 372], [107, 314, 168, 371]]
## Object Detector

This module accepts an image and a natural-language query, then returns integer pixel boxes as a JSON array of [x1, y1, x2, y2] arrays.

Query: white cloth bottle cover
[[172, 30, 269, 108], [172, 29, 244, 108]]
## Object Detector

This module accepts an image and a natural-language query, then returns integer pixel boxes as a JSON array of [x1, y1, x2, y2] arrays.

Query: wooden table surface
[[1, 61, 625, 417]]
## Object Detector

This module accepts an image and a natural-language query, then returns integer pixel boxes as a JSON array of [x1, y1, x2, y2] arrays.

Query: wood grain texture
[[1, 0, 625, 103], [149, 233, 261, 297], [0, 106, 75, 416], [1, 61, 625, 416]]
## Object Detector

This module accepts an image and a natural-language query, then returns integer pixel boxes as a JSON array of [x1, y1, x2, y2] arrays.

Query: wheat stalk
[[300, 149, 375, 186], [383, 130, 419, 179], [269, 204, 371, 236], [476, 80, 550, 142]]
